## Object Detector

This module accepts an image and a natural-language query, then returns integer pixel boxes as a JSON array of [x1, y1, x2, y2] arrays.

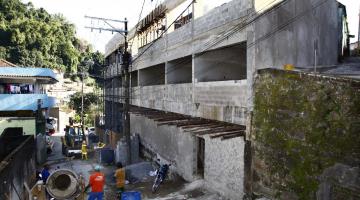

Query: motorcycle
[[152, 163, 171, 193]]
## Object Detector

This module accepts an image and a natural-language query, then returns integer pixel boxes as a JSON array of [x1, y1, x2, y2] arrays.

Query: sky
[[22, 0, 359, 53], [22, 0, 163, 53]]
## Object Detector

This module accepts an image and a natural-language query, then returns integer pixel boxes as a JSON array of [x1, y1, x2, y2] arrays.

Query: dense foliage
[[69, 92, 99, 114], [69, 92, 100, 125], [0, 0, 104, 75]]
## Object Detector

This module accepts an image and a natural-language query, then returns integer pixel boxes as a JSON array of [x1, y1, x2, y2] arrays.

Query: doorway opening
[[197, 137, 205, 178]]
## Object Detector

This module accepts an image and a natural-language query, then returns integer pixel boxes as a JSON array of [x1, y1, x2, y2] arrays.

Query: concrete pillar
[[192, 54, 195, 103], [165, 62, 169, 84]]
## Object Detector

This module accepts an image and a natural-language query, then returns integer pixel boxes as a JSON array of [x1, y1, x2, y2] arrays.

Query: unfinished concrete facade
[[103, 0, 345, 199], [129, 107, 246, 199]]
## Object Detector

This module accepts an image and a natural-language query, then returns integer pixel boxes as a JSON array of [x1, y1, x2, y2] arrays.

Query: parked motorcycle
[[152, 163, 171, 193]]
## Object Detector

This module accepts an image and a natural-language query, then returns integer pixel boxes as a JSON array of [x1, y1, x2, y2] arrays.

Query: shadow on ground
[[45, 136, 223, 200]]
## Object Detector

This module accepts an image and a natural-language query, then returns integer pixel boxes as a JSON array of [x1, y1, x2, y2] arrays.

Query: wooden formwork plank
[[195, 126, 242, 136], [210, 130, 245, 139], [182, 124, 221, 132], [157, 119, 190, 126], [221, 133, 244, 140]]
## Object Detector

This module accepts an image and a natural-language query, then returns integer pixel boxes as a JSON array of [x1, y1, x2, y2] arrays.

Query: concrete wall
[[246, 0, 339, 110], [132, 0, 250, 70], [167, 56, 192, 84], [131, 81, 247, 125], [139, 64, 166, 86], [130, 114, 197, 181], [203, 135, 245, 200], [0, 117, 36, 135], [252, 0, 337, 69], [195, 43, 247, 82], [130, 113, 246, 199]]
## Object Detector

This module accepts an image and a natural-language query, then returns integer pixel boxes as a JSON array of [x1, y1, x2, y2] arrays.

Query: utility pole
[[81, 69, 84, 135], [85, 16, 131, 164], [122, 19, 131, 164], [358, 6, 360, 49]]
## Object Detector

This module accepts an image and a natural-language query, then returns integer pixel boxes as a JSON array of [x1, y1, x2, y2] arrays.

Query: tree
[[68, 92, 99, 114], [0, 0, 105, 73]]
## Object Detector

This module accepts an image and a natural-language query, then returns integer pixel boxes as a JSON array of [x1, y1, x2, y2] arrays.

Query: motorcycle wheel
[[152, 177, 162, 193]]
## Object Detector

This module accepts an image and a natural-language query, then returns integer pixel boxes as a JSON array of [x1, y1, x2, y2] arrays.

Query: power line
[[126, 0, 282, 95], [131, 0, 196, 64], [107, 0, 277, 98], [104, 0, 331, 119], [131, 0, 277, 64], [128, 0, 147, 50]]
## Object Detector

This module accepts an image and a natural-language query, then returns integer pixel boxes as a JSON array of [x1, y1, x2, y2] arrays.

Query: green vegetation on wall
[[253, 69, 360, 199]]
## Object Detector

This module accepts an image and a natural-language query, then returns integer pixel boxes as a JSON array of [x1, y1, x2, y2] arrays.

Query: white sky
[[22, 0, 163, 52], [22, 0, 359, 53]]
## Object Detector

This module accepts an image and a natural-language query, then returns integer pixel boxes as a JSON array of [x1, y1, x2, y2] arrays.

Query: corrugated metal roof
[[0, 67, 57, 81]]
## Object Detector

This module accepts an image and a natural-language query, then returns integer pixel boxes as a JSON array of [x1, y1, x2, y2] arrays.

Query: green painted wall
[[0, 117, 36, 135], [252, 69, 360, 199]]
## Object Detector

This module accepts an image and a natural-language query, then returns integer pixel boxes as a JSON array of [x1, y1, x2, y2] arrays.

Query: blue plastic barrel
[[99, 148, 114, 164], [121, 191, 141, 200]]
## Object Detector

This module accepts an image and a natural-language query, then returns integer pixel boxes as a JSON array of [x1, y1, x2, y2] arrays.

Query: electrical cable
[[125, 0, 331, 98], [103, 0, 331, 112], [129, 0, 147, 50], [124, 0, 281, 95], [104, 0, 280, 100], [131, 0, 196, 64]]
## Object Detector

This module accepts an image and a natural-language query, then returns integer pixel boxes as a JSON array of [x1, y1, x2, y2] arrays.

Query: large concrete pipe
[[46, 169, 82, 199]]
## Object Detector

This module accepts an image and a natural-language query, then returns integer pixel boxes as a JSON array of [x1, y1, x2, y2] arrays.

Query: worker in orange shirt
[[85, 165, 105, 200], [114, 162, 126, 197]]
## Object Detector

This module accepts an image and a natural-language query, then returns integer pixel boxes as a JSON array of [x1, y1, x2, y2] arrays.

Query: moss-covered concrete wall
[[252, 69, 360, 199]]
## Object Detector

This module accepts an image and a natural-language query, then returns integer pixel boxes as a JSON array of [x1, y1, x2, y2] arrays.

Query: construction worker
[[114, 162, 125, 197], [85, 165, 105, 200], [81, 140, 88, 160]]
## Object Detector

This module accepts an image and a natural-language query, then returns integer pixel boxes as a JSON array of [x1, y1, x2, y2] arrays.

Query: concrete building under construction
[[102, 0, 350, 199]]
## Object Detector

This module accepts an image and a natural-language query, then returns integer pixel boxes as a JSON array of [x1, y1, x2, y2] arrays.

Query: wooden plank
[[157, 119, 190, 126], [154, 116, 188, 122], [176, 120, 210, 127], [185, 124, 228, 133], [180, 122, 217, 129], [195, 126, 242, 136], [210, 130, 245, 139], [221, 133, 244, 140]]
